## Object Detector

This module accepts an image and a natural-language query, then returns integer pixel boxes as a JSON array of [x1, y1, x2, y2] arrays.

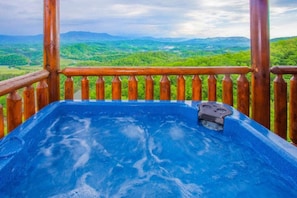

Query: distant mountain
[[0, 34, 43, 44], [0, 31, 125, 44], [271, 36, 297, 42], [0, 31, 253, 54], [0, 31, 294, 51], [60, 31, 126, 43], [183, 37, 249, 44], [0, 31, 248, 44], [179, 37, 251, 51]]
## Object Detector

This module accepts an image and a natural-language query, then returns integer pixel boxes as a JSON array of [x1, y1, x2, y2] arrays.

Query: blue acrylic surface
[[0, 101, 297, 197]]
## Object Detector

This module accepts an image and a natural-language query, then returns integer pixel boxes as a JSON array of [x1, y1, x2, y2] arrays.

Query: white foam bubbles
[[50, 173, 100, 198], [148, 136, 170, 164], [121, 124, 145, 140], [132, 155, 148, 177], [73, 139, 91, 170], [169, 125, 185, 140], [38, 116, 92, 171]]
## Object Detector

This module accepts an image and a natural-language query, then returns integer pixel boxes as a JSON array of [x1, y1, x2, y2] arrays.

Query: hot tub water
[[1, 108, 296, 197]]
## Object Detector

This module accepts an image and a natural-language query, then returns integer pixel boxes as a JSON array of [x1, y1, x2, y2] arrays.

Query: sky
[[0, 0, 296, 38]]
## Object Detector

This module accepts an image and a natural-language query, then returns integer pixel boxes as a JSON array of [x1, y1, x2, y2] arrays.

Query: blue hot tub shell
[[0, 100, 297, 196]]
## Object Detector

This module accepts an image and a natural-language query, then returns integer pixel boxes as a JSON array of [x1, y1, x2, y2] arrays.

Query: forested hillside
[[270, 37, 297, 65], [0, 35, 296, 68], [62, 37, 294, 67]]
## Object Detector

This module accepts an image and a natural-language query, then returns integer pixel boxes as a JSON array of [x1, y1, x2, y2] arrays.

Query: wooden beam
[[61, 66, 252, 76], [0, 70, 49, 96], [44, 0, 60, 102], [250, 0, 270, 128]]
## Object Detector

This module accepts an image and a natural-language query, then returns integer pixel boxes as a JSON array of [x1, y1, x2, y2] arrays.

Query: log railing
[[60, 66, 251, 114], [0, 70, 49, 138], [2, 65, 297, 146], [270, 66, 297, 145]]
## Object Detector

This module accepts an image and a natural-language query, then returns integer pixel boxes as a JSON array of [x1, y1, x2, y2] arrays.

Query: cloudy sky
[[0, 0, 296, 38]]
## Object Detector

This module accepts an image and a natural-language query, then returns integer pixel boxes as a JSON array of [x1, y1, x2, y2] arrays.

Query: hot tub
[[0, 101, 297, 197]]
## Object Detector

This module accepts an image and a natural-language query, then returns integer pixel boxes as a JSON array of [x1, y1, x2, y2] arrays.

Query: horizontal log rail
[[270, 66, 297, 75], [61, 66, 252, 76], [60, 66, 251, 115], [270, 66, 297, 145], [0, 70, 50, 138], [0, 70, 49, 96]]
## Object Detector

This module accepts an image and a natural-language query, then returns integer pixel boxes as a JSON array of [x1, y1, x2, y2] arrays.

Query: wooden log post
[[81, 76, 89, 100], [44, 0, 60, 102], [208, 75, 217, 101], [274, 74, 287, 139], [145, 75, 154, 100], [128, 75, 138, 100], [65, 76, 74, 100], [222, 74, 233, 106], [177, 75, 185, 101], [160, 75, 171, 100], [250, 0, 270, 128], [192, 75, 202, 101], [23, 85, 36, 120], [237, 74, 250, 116], [112, 76, 121, 100], [96, 76, 105, 100], [7, 91, 22, 132], [36, 80, 49, 111]]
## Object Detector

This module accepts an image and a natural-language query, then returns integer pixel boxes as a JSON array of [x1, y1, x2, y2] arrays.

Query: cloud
[[59, 0, 251, 38], [270, 0, 297, 7], [270, 0, 297, 38], [0, 0, 296, 38], [0, 1, 42, 35]]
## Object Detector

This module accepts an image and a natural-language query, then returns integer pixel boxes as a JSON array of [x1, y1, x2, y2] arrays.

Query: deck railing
[[0, 70, 49, 137], [1, 65, 297, 146], [60, 66, 251, 115], [0, 66, 251, 137], [270, 66, 297, 144]]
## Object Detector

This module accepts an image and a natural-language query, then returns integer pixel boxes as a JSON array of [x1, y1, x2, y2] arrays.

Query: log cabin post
[[44, 0, 60, 102], [250, 0, 270, 128], [7, 91, 22, 132]]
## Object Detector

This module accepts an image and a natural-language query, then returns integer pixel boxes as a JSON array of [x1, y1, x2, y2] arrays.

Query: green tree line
[[0, 54, 29, 66], [0, 37, 296, 67]]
